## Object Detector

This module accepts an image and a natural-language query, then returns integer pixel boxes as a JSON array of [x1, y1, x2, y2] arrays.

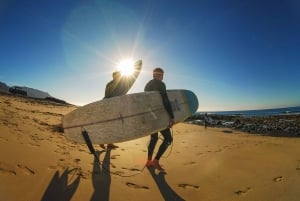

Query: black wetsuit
[[105, 60, 142, 98], [144, 78, 174, 160], [105, 77, 135, 98]]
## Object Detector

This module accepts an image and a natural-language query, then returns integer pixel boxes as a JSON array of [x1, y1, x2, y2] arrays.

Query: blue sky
[[1, 0, 300, 111]]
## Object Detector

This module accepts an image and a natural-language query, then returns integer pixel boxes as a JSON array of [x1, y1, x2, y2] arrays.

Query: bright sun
[[117, 58, 135, 76]]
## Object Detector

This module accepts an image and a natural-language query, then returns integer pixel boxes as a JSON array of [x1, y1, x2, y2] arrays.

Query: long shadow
[[147, 167, 185, 201], [90, 148, 112, 201], [41, 168, 80, 201]]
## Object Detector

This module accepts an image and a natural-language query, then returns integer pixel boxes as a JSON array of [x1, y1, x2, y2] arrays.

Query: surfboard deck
[[62, 90, 198, 144]]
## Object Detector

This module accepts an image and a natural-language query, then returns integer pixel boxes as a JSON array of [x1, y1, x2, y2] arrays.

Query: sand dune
[[1, 93, 300, 201]]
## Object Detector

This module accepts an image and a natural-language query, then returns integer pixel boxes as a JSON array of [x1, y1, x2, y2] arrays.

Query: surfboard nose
[[184, 90, 199, 114]]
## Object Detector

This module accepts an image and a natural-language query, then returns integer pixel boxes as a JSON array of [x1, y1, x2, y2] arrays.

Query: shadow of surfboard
[[147, 167, 185, 201]]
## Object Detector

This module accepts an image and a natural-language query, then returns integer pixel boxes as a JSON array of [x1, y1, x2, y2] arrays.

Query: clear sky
[[1, 0, 300, 111]]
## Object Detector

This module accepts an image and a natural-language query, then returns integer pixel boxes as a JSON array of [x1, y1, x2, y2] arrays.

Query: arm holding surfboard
[[104, 60, 142, 98], [144, 68, 174, 127]]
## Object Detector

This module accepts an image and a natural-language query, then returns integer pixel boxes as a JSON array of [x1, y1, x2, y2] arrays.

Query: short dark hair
[[113, 71, 120, 76], [153, 67, 164, 74]]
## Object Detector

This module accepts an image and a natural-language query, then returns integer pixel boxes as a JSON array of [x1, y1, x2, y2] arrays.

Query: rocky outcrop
[[187, 114, 300, 137], [0, 81, 68, 105]]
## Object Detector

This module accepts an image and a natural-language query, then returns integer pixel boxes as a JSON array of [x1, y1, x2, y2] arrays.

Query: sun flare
[[117, 58, 135, 76]]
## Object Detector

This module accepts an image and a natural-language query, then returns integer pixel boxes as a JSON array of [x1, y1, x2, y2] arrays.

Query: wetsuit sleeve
[[144, 79, 174, 119], [115, 60, 142, 95], [159, 84, 174, 119], [124, 60, 142, 88], [104, 81, 113, 98], [132, 60, 142, 80]]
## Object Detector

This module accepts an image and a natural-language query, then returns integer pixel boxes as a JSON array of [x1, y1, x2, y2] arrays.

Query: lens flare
[[117, 58, 135, 76]]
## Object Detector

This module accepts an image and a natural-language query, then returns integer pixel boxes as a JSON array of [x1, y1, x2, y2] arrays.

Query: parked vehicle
[[9, 86, 27, 96]]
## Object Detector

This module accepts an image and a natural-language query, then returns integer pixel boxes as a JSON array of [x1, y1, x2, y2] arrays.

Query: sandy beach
[[1, 93, 300, 201]]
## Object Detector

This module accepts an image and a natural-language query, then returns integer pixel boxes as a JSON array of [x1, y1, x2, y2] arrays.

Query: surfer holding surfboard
[[145, 67, 175, 172], [62, 62, 199, 161], [100, 59, 142, 149], [104, 59, 142, 98]]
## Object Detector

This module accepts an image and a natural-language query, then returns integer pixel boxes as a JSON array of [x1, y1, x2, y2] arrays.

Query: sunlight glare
[[117, 58, 135, 76]]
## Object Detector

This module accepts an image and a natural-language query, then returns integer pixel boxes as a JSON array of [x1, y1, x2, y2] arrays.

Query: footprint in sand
[[183, 161, 196, 166], [126, 182, 149, 189], [214, 149, 222, 153], [48, 165, 57, 170], [70, 145, 77, 148], [30, 133, 44, 142], [122, 167, 141, 172], [296, 161, 300, 171], [110, 163, 116, 168], [235, 187, 252, 196], [0, 162, 16, 175], [273, 176, 283, 182], [28, 143, 40, 147], [0, 137, 8, 142], [110, 154, 120, 159], [114, 170, 125, 175], [178, 183, 199, 189], [17, 164, 35, 175]]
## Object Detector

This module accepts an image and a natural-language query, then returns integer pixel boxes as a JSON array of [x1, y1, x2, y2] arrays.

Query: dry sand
[[1, 93, 300, 201]]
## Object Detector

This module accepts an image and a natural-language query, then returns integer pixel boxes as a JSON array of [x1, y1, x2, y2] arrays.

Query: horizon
[[1, 79, 299, 113], [1, 1, 300, 111], [199, 105, 300, 113]]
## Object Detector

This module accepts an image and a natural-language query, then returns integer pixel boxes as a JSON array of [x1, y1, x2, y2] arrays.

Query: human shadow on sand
[[147, 167, 185, 201], [90, 148, 112, 201], [41, 168, 80, 201]]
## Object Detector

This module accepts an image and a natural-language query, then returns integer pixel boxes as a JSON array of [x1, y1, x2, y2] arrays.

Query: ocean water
[[200, 106, 300, 117]]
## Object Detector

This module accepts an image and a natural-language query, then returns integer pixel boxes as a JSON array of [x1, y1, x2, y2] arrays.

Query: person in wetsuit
[[105, 60, 142, 98], [144, 67, 175, 171], [100, 60, 142, 149]]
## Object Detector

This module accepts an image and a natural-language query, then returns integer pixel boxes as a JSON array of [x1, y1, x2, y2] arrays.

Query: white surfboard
[[62, 90, 198, 144]]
